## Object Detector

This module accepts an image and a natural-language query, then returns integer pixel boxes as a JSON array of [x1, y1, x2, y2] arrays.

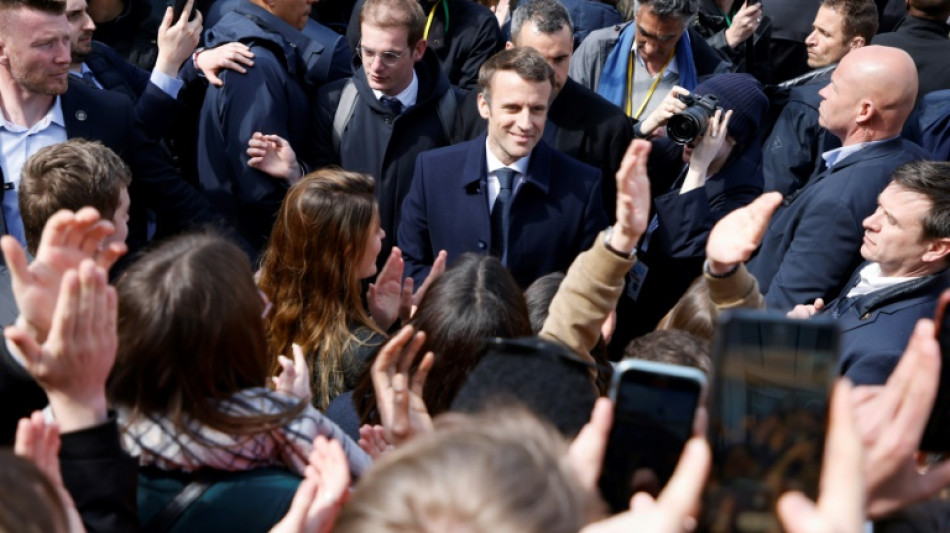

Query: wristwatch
[[603, 226, 636, 259], [703, 259, 739, 279]]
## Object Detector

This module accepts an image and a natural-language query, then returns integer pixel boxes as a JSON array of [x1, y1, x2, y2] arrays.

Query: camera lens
[[668, 110, 706, 145]]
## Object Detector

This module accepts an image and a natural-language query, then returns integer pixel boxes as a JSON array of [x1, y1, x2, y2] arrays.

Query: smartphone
[[598, 359, 706, 514], [170, 0, 194, 25], [746, 0, 760, 5], [920, 290, 950, 451], [700, 310, 838, 532]]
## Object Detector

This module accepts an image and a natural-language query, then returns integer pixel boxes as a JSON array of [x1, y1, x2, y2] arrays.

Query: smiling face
[[0, 7, 71, 96], [360, 22, 425, 96], [65, 0, 95, 64], [478, 69, 552, 166], [805, 5, 857, 68], [861, 183, 935, 277]]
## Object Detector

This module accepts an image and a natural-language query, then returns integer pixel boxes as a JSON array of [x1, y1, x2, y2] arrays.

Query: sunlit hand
[[638, 86, 689, 137], [705, 192, 783, 275], [269, 436, 350, 533], [154, 0, 202, 78], [367, 247, 411, 331], [609, 139, 652, 254], [725, 1, 763, 48], [371, 325, 434, 445], [358, 424, 394, 460], [273, 343, 311, 401], [196, 42, 255, 87], [1, 208, 125, 344], [247, 132, 301, 182], [681, 109, 733, 192]]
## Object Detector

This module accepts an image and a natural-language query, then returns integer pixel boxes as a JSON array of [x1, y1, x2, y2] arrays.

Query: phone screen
[[921, 290, 950, 451], [599, 360, 705, 514], [701, 311, 838, 532]]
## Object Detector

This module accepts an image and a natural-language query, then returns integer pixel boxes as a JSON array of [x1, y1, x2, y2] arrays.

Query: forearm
[[704, 263, 764, 315]]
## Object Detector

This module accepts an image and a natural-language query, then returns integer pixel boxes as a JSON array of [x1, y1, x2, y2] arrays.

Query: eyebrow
[[636, 24, 678, 42]]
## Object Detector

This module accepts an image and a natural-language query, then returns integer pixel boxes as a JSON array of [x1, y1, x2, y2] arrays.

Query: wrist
[[46, 391, 108, 433], [192, 47, 206, 70], [604, 225, 638, 259]]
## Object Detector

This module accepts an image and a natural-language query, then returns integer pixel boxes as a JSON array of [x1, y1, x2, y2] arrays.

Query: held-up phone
[[170, 0, 195, 25], [598, 359, 706, 514], [746, 0, 760, 6], [921, 290, 950, 451], [700, 310, 839, 532]]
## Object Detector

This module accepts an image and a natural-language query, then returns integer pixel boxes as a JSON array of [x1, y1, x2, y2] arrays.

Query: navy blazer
[[398, 135, 608, 288], [747, 137, 930, 311]]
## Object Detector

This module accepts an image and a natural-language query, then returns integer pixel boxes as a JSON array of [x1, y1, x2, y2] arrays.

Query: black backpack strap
[[142, 471, 217, 533]]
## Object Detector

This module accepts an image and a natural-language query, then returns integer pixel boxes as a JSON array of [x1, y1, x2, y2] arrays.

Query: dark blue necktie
[[380, 96, 403, 116], [490, 168, 516, 262]]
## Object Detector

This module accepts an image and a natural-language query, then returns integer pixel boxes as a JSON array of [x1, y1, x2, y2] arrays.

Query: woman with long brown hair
[[258, 169, 390, 411]]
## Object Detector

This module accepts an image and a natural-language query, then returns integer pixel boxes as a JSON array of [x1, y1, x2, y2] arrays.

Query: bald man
[[743, 46, 930, 311]]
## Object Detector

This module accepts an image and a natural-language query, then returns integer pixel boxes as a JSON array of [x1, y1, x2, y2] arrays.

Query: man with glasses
[[195, 0, 318, 255], [308, 0, 464, 272]]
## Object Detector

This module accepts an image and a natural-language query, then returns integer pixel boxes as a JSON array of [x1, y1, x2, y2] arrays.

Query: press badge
[[625, 260, 648, 301]]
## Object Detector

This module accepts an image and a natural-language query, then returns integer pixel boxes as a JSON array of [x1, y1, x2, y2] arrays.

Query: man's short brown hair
[[0, 0, 64, 31], [19, 139, 131, 255], [821, 0, 879, 43], [359, 0, 426, 47], [477, 47, 556, 105]]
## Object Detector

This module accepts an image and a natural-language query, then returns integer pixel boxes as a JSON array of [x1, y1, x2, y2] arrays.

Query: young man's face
[[805, 5, 859, 68], [478, 70, 552, 166], [359, 22, 425, 96], [65, 0, 96, 64], [0, 7, 71, 96], [105, 186, 130, 247]]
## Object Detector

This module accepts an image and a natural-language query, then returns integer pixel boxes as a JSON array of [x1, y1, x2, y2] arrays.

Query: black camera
[[667, 94, 723, 145]]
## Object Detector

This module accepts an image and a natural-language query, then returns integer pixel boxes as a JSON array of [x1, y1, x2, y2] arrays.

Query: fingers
[[160, 5, 173, 31], [777, 491, 823, 533], [1, 235, 30, 289], [207, 71, 224, 87], [814, 298, 825, 310], [656, 437, 711, 519], [95, 241, 127, 272], [177, 0, 195, 26], [373, 325, 414, 381], [817, 380, 865, 529], [410, 351, 434, 395], [390, 373, 410, 441]]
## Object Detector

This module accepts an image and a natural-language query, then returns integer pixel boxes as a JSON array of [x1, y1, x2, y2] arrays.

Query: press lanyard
[[423, 0, 450, 40], [625, 48, 675, 119]]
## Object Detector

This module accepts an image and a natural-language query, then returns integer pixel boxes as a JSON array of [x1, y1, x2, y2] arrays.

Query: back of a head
[[840, 45, 918, 133], [0, 451, 68, 533], [623, 330, 712, 377], [109, 233, 276, 434], [334, 408, 596, 533], [510, 0, 573, 43], [524, 271, 566, 334], [450, 337, 598, 437], [821, 0, 879, 44], [656, 276, 716, 342], [908, 0, 950, 20], [359, 0, 426, 45], [259, 169, 380, 409], [403, 253, 533, 415], [638, 0, 699, 21], [18, 139, 131, 256]]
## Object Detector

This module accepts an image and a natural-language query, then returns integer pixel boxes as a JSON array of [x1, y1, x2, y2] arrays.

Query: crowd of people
[[2, 0, 950, 530]]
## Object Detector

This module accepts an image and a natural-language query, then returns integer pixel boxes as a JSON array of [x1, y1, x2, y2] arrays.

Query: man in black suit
[[0, 0, 224, 254], [457, 0, 634, 219]]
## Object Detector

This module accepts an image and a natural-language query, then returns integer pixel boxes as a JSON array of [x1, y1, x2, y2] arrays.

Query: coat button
[[860, 312, 871, 320], [477, 240, 486, 250], [75, 110, 87, 121]]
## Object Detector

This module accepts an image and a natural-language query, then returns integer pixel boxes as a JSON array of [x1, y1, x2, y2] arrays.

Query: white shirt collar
[[846, 262, 918, 298], [371, 70, 419, 110], [0, 96, 65, 132], [821, 137, 895, 168]]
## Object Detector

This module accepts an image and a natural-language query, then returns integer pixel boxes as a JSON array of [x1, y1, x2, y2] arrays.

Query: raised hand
[[273, 343, 312, 401], [725, 1, 764, 48], [196, 42, 256, 87], [155, 0, 202, 78], [5, 259, 117, 432], [367, 247, 411, 331], [705, 192, 783, 274], [1, 208, 124, 345], [371, 325, 434, 445], [609, 139, 653, 254], [681, 109, 733, 192], [247, 132, 301, 182], [270, 436, 350, 533]]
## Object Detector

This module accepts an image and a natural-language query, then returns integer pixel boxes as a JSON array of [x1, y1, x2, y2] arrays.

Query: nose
[[82, 12, 96, 31], [515, 108, 532, 131], [805, 30, 817, 47], [55, 40, 70, 64], [863, 209, 881, 231]]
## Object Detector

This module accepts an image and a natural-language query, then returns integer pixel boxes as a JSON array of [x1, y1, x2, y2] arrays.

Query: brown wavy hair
[[259, 169, 384, 410], [109, 233, 303, 436]]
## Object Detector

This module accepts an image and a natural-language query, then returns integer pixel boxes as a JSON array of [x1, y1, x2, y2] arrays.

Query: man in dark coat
[[346, 0, 503, 89], [873, 0, 950, 101], [457, 0, 634, 219], [746, 46, 929, 311], [398, 48, 606, 288]]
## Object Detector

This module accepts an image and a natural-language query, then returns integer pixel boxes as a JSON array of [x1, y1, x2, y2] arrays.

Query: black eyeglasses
[[356, 43, 409, 67]]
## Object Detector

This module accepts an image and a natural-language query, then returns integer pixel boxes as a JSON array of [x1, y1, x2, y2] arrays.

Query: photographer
[[612, 73, 769, 350]]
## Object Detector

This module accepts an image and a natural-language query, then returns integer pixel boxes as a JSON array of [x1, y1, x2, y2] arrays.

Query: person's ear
[[505, 40, 514, 50], [923, 238, 950, 266], [848, 36, 865, 50], [477, 91, 491, 120], [412, 38, 427, 62]]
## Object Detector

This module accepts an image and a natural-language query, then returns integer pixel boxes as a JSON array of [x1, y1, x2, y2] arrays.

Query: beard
[[8, 55, 69, 96], [71, 32, 93, 64]]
